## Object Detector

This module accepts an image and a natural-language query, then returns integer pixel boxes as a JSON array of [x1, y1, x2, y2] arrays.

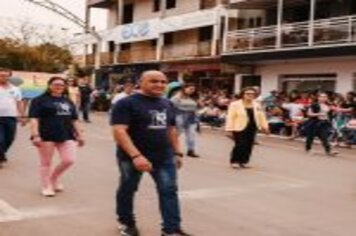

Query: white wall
[[254, 58, 356, 96]]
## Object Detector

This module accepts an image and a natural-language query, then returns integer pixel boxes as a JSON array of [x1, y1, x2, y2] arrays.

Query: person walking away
[[111, 71, 191, 236], [29, 77, 85, 197], [0, 68, 26, 168], [226, 87, 269, 169], [171, 83, 200, 158], [78, 77, 93, 123], [67, 78, 80, 109], [305, 92, 338, 156]]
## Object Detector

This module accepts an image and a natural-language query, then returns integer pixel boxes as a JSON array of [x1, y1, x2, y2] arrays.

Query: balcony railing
[[225, 15, 356, 54], [163, 41, 212, 60], [118, 48, 157, 64], [84, 52, 114, 66]]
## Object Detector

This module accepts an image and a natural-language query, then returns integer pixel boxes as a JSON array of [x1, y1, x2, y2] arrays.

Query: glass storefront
[[280, 74, 336, 93]]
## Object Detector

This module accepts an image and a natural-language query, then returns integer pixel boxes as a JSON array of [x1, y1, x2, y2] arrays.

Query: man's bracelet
[[131, 154, 142, 160], [30, 135, 40, 140]]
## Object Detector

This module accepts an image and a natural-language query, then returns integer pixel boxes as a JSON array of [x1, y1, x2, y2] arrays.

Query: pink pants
[[36, 140, 77, 189]]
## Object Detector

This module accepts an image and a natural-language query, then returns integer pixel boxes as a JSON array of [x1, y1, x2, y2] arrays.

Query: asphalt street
[[1, 113, 356, 236]]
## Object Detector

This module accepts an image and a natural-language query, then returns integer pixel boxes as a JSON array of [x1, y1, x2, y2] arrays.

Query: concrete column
[[114, 43, 120, 64], [308, 0, 316, 46], [336, 72, 354, 94], [117, 0, 124, 25], [276, 0, 284, 49], [156, 37, 163, 61], [211, 9, 221, 56], [234, 74, 242, 94], [157, 0, 166, 61]]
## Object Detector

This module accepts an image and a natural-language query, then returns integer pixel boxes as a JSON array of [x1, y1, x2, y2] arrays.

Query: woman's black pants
[[305, 122, 331, 153], [230, 128, 257, 165]]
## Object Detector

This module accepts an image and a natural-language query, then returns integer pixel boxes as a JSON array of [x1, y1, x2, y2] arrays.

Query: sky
[[0, 0, 107, 36]]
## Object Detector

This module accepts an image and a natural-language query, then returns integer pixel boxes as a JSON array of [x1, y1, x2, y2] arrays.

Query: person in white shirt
[[282, 97, 305, 139], [0, 68, 25, 167], [111, 79, 135, 105]]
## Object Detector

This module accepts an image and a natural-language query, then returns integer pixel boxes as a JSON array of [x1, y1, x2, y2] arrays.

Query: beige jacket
[[225, 100, 269, 132]]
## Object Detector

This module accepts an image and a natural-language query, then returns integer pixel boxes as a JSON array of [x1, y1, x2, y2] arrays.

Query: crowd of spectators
[[196, 88, 356, 147], [106, 80, 356, 147]]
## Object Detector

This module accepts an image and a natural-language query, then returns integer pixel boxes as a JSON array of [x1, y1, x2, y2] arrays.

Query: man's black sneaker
[[0, 156, 7, 168], [187, 151, 200, 158], [161, 229, 192, 236], [118, 224, 140, 236]]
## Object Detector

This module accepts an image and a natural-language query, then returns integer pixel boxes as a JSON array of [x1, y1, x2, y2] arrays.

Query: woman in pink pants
[[29, 77, 85, 197]]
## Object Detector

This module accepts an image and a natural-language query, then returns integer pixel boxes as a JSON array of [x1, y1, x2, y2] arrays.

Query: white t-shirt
[[112, 92, 129, 105], [282, 103, 304, 119], [0, 84, 22, 117]]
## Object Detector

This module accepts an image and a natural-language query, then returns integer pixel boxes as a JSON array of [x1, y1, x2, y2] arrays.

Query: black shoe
[[0, 155, 7, 168], [119, 224, 140, 236], [0, 155, 7, 162], [162, 229, 192, 236], [187, 150, 200, 158]]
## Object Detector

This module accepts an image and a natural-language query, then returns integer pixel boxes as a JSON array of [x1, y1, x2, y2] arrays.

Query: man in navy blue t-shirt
[[111, 71, 191, 236]]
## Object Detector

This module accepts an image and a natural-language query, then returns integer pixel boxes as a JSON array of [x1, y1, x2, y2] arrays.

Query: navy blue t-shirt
[[29, 94, 78, 142], [111, 93, 176, 165]]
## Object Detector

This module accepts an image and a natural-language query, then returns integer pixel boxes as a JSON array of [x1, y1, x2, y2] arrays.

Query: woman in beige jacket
[[226, 87, 269, 168]]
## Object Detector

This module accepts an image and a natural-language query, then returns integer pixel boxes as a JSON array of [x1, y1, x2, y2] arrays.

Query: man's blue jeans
[[176, 114, 197, 152], [0, 117, 17, 160], [116, 155, 181, 234]]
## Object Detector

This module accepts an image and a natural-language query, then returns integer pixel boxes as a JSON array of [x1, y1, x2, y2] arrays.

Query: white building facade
[[223, 0, 356, 96]]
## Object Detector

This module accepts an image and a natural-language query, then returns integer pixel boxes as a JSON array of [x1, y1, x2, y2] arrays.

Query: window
[[237, 18, 246, 29], [249, 18, 255, 28], [121, 43, 131, 51], [92, 44, 97, 54], [256, 17, 262, 27], [123, 4, 134, 24], [150, 39, 157, 47], [153, 0, 160, 12], [108, 41, 115, 53], [280, 74, 336, 93], [199, 26, 213, 42], [166, 0, 176, 9], [164, 33, 174, 45]]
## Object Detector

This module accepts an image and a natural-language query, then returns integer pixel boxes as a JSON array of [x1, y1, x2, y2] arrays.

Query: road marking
[[0, 199, 23, 223], [0, 199, 96, 223], [180, 182, 308, 200], [197, 158, 309, 186]]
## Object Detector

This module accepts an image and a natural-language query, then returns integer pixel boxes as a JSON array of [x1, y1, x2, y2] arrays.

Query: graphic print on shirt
[[55, 102, 72, 116], [148, 109, 167, 129]]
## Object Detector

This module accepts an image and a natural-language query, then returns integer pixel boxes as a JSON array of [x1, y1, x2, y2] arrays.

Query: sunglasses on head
[[51, 83, 66, 87]]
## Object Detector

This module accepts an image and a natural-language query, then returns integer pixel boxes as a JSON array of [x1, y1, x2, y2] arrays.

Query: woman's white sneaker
[[41, 188, 55, 197]]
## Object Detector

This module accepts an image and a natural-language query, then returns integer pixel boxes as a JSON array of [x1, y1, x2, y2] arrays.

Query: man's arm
[[73, 120, 85, 147], [112, 125, 152, 172], [168, 126, 182, 155], [16, 97, 26, 126], [168, 126, 183, 169], [113, 125, 142, 158]]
